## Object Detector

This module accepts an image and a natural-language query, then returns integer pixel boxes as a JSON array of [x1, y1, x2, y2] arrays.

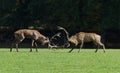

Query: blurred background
[[0, 0, 119, 48]]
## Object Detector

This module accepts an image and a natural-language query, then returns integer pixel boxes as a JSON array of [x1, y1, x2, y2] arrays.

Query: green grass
[[0, 48, 120, 73]]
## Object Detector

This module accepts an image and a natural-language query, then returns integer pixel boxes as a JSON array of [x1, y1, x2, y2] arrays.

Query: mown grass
[[0, 48, 120, 73]]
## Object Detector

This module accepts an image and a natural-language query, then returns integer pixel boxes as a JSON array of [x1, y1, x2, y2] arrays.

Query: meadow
[[0, 48, 120, 73]]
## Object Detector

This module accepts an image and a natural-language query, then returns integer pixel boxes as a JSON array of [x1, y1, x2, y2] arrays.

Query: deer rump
[[58, 26, 105, 53]]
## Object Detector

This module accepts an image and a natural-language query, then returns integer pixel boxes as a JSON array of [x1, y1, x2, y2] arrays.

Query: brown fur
[[10, 29, 49, 52]]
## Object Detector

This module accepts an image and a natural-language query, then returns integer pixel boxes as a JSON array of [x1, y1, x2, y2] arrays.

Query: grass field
[[0, 48, 120, 73]]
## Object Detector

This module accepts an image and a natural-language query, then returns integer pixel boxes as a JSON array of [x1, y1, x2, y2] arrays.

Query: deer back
[[77, 32, 101, 42]]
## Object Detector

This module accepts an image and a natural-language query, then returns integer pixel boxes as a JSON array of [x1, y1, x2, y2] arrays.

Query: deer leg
[[68, 48, 74, 53], [16, 40, 23, 52], [95, 41, 105, 53], [10, 41, 15, 52], [10, 43, 14, 52], [10, 39, 17, 52], [95, 45, 99, 53], [15, 43, 19, 52], [78, 40, 84, 53], [30, 40, 34, 52], [15, 34, 24, 52], [98, 42, 105, 53], [34, 41, 38, 52], [101, 43, 105, 53], [68, 44, 75, 53], [10, 38, 21, 52]]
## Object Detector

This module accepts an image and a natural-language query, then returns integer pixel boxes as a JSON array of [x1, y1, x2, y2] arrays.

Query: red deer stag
[[58, 26, 105, 53], [10, 29, 49, 52]]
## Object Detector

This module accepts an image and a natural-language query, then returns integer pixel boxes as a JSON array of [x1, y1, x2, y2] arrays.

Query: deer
[[10, 29, 49, 52], [58, 26, 105, 53]]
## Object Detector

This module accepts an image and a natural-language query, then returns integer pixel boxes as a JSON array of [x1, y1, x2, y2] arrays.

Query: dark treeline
[[0, 0, 120, 48]]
